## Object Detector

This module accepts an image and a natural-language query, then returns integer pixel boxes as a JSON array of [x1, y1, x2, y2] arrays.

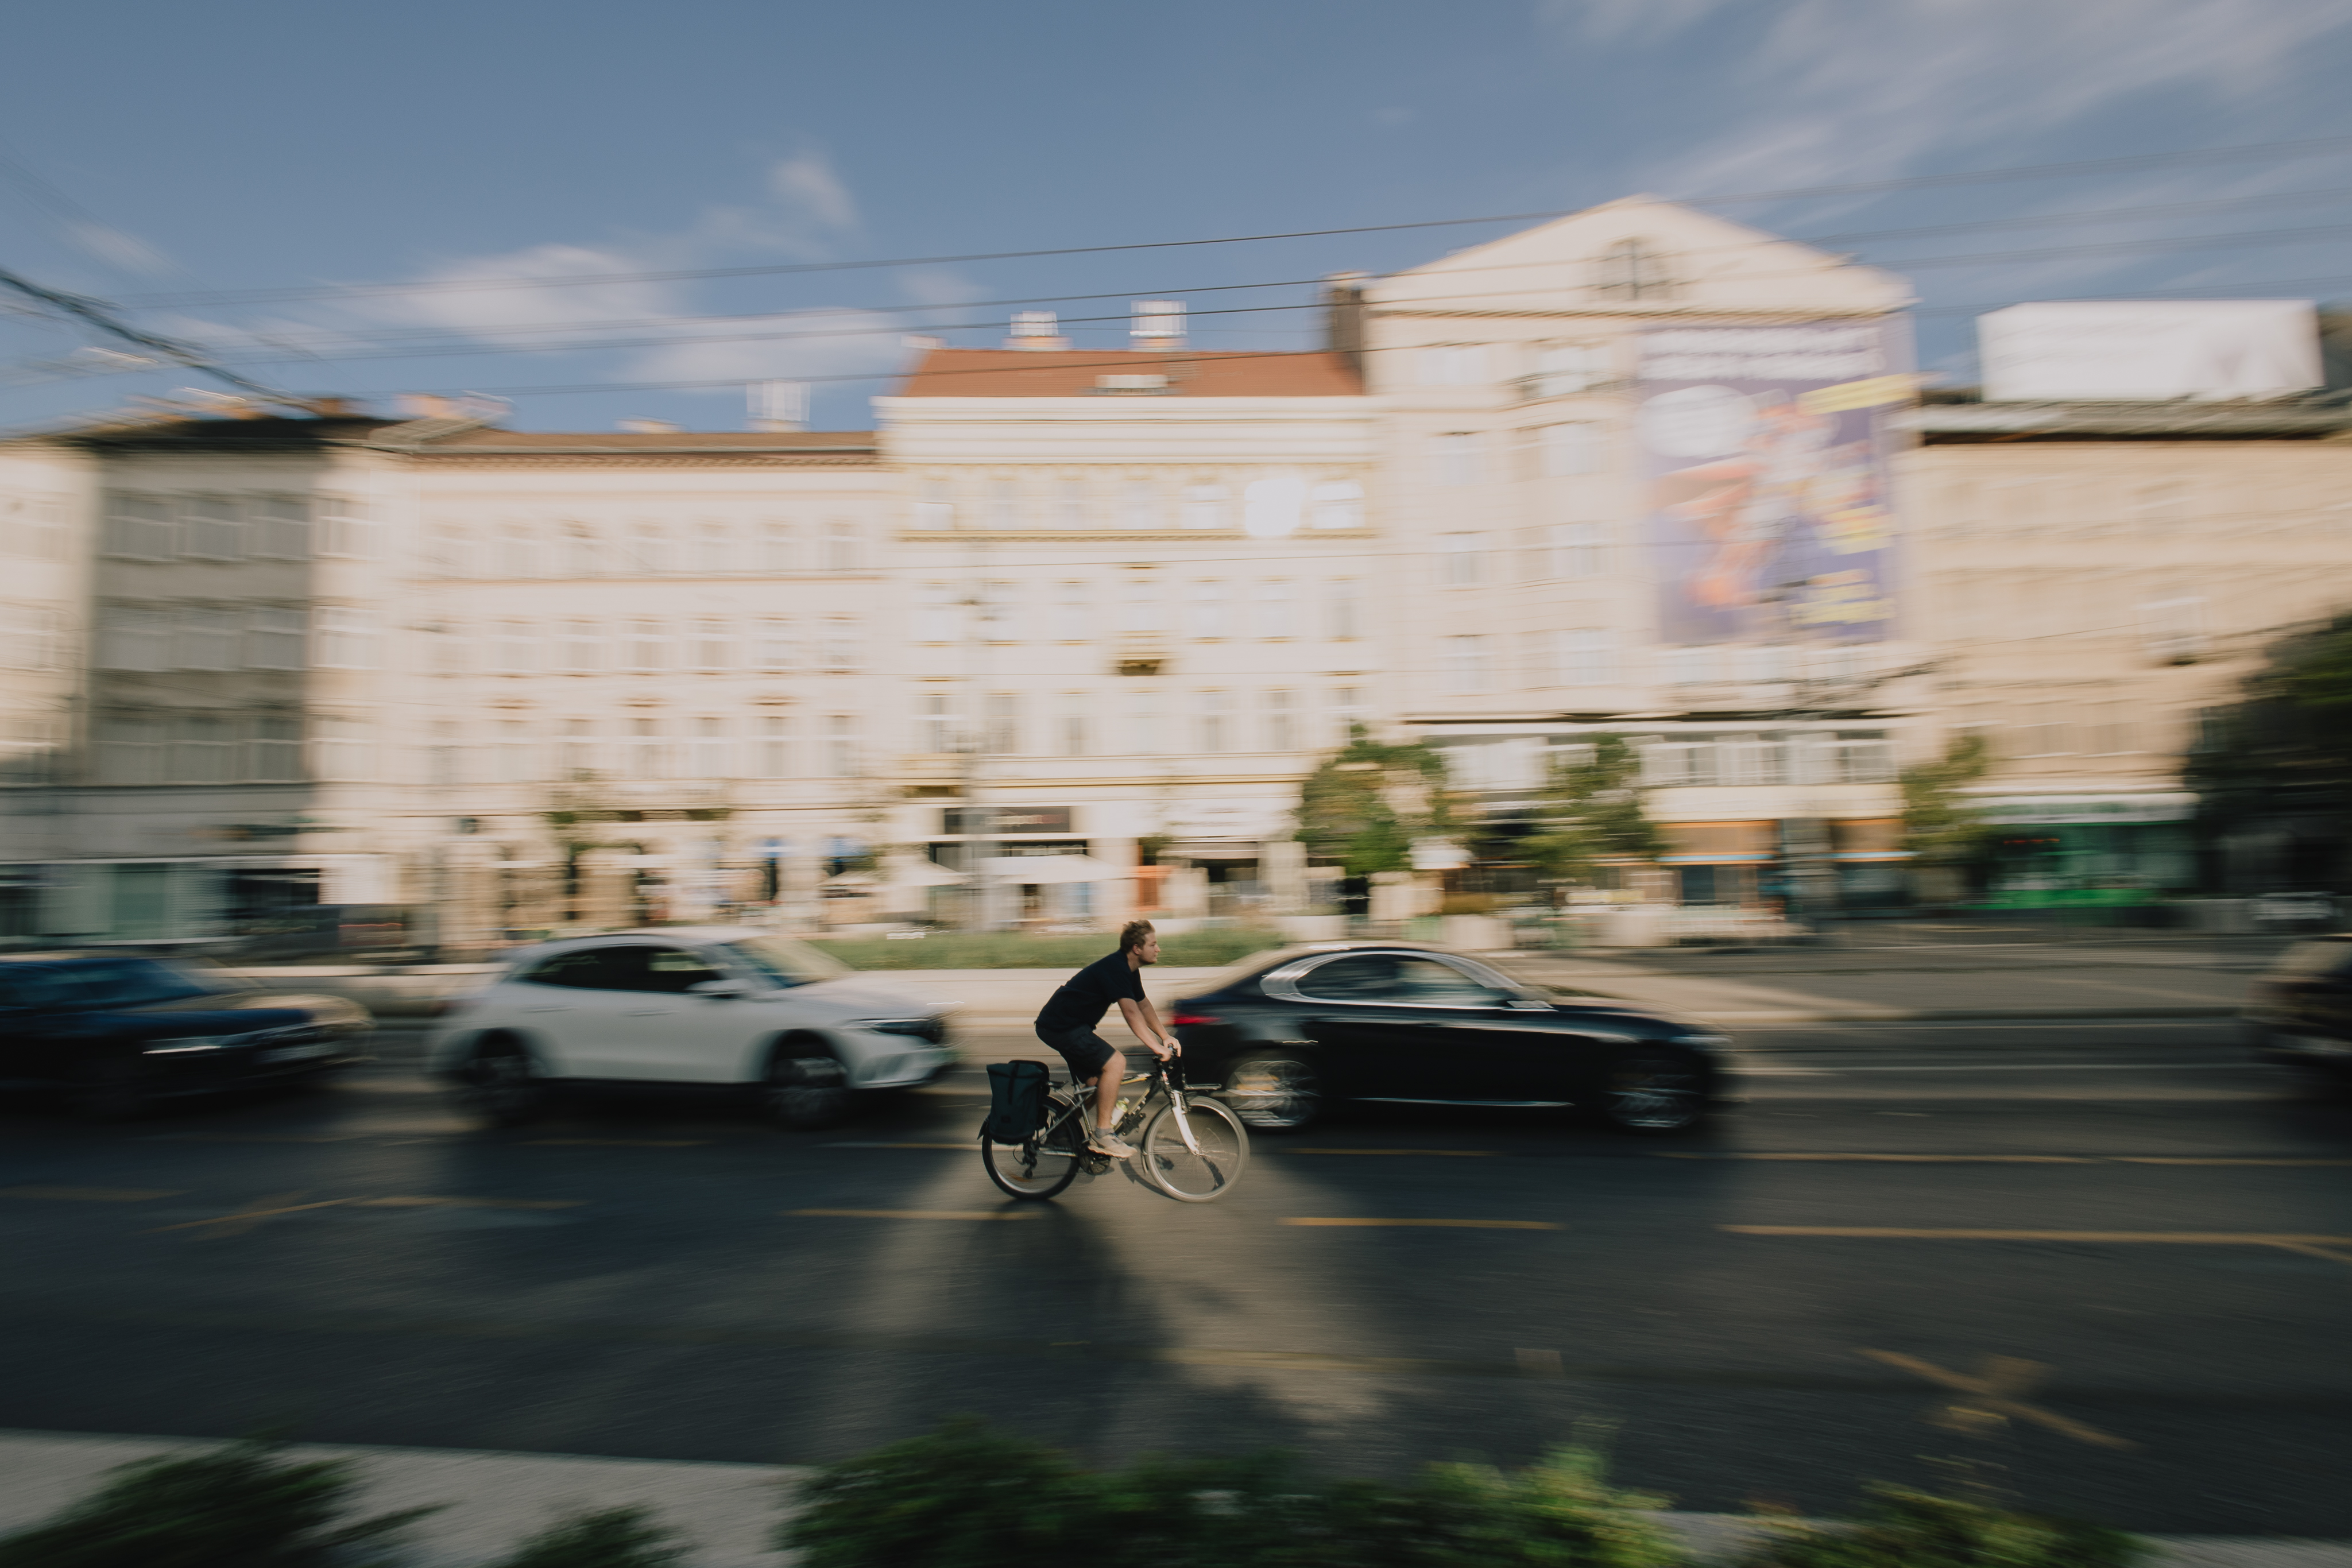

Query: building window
[[183, 495, 242, 560], [494, 719, 535, 784], [1559, 629, 1619, 686], [1326, 579, 1362, 641], [429, 721, 461, 787], [560, 718, 595, 779], [252, 716, 302, 782], [0, 603, 61, 670], [1595, 238, 1673, 300], [1328, 686, 1365, 746], [1054, 478, 1089, 529], [1119, 578, 1162, 634], [1418, 344, 1484, 386], [97, 606, 168, 672], [558, 621, 602, 673], [1441, 533, 1487, 586], [173, 607, 239, 671], [1264, 688, 1297, 752], [1, 494, 67, 560], [918, 691, 955, 754], [1125, 687, 1162, 756], [1255, 578, 1295, 637], [317, 494, 378, 557], [104, 494, 173, 559], [253, 495, 310, 558], [691, 617, 732, 672], [984, 479, 1019, 531], [625, 522, 664, 575], [315, 609, 378, 671], [1429, 432, 1483, 487], [1182, 484, 1230, 530], [1530, 344, 1603, 398], [493, 621, 536, 675], [626, 717, 665, 780], [497, 525, 535, 579], [691, 716, 730, 777], [1120, 479, 1160, 531], [1659, 646, 1722, 687], [1443, 634, 1492, 694], [756, 715, 790, 779], [826, 714, 858, 777], [1197, 690, 1231, 753], [985, 692, 1021, 755], [1054, 580, 1090, 641], [1058, 692, 1090, 757], [757, 520, 796, 572], [1189, 580, 1228, 638], [2139, 596, 2207, 663], [755, 617, 795, 672], [558, 525, 598, 578], [821, 620, 860, 673], [916, 583, 957, 643], [626, 619, 668, 673], [914, 481, 955, 531], [1554, 521, 1606, 578], [1309, 481, 1363, 529], [98, 717, 164, 785], [171, 715, 235, 784], [1540, 423, 1603, 477], [695, 522, 733, 575], [980, 580, 1019, 638], [825, 518, 861, 570]]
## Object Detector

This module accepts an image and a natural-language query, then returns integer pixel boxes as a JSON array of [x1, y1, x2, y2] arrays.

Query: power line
[[104, 131, 2352, 311], [0, 263, 291, 402]]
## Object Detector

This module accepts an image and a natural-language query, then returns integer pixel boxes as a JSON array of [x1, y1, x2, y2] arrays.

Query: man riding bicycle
[[1032, 919, 1180, 1160]]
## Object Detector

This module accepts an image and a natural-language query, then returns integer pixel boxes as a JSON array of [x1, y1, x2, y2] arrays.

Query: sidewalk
[[1, 1430, 2342, 1567]]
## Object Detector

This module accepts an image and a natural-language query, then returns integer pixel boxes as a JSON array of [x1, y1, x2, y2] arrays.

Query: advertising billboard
[[1637, 318, 1912, 646]]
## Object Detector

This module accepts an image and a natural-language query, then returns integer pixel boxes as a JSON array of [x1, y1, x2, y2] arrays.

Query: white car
[[425, 927, 954, 1128]]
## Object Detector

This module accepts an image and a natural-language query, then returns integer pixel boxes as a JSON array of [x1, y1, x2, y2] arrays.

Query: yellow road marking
[[790, 1207, 1037, 1222], [1669, 1153, 2096, 1163], [523, 1138, 713, 1148], [1, 1185, 184, 1202], [2111, 1157, 2352, 1167], [1283, 1217, 1560, 1230], [1724, 1226, 2352, 1244], [1860, 1349, 2137, 1450], [832, 1141, 979, 1150], [353, 1195, 586, 1211], [148, 1193, 351, 1236], [1285, 1148, 1501, 1157]]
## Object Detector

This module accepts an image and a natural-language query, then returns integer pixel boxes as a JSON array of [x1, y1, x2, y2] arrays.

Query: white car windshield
[[722, 935, 852, 988]]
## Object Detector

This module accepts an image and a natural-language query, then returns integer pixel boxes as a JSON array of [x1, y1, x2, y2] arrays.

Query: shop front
[[1968, 793, 2197, 915]]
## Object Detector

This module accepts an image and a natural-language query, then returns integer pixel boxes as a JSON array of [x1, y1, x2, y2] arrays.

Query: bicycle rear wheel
[[1139, 1096, 1249, 1202], [982, 1125, 1081, 1199]]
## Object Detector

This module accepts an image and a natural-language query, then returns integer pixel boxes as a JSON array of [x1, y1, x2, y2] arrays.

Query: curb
[[0, 1430, 2343, 1568]]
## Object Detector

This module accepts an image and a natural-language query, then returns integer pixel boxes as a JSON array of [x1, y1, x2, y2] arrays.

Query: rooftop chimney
[[1005, 311, 1069, 350], [1322, 273, 1368, 377], [1131, 300, 1186, 349], [748, 380, 808, 432]]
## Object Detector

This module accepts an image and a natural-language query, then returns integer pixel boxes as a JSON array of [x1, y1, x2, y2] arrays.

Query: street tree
[[2184, 611, 2352, 884], [1294, 725, 1456, 876], [1522, 735, 1664, 881], [1898, 733, 1994, 864]]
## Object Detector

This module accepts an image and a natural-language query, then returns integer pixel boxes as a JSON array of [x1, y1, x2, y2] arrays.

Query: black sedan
[[1170, 942, 1730, 1134], [2243, 931, 2352, 1089], [0, 952, 373, 1118]]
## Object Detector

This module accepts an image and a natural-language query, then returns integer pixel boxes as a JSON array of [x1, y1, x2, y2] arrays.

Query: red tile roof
[[893, 348, 1363, 397]]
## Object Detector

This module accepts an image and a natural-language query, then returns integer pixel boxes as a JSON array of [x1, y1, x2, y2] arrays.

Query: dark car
[[1170, 942, 1731, 1134], [2243, 932, 2352, 1089], [0, 952, 373, 1118]]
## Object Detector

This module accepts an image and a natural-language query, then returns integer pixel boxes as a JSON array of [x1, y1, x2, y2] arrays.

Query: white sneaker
[[1086, 1128, 1136, 1159]]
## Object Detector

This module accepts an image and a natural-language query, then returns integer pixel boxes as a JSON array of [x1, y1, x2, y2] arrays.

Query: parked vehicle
[[425, 927, 955, 1128], [2243, 932, 2352, 1088], [1167, 942, 1730, 1134], [0, 952, 372, 1118], [2251, 892, 2336, 930]]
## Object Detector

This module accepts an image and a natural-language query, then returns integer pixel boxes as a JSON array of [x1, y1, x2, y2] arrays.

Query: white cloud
[[767, 149, 858, 232], [65, 220, 172, 277]]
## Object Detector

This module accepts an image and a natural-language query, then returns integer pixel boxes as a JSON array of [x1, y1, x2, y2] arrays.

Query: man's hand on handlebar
[[1151, 1036, 1182, 1061]]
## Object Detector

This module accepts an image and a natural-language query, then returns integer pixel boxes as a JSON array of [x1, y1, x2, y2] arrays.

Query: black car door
[[1287, 953, 1523, 1100]]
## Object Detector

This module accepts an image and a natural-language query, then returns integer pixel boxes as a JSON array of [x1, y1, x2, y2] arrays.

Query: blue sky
[[5, 0, 2351, 432]]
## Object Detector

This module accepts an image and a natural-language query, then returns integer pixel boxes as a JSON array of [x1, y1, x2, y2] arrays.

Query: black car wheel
[[766, 1039, 852, 1129], [69, 1053, 156, 1122], [1222, 1051, 1323, 1132], [1597, 1048, 1709, 1135], [458, 1035, 549, 1126]]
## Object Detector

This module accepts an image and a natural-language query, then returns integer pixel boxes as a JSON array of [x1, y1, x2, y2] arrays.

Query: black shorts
[[1038, 1026, 1119, 1081]]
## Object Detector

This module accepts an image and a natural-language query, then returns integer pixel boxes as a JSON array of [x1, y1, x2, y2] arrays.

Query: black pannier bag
[[981, 1059, 1050, 1143]]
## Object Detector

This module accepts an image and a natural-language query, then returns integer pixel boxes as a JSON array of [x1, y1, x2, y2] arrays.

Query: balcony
[[896, 752, 966, 786], [1113, 631, 1170, 676]]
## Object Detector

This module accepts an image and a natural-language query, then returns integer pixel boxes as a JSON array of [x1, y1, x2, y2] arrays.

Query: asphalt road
[[2, 1019, 2346, 1537]]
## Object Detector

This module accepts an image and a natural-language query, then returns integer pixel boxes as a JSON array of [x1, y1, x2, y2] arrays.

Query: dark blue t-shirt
[[1035, 950, 1146, 1035]]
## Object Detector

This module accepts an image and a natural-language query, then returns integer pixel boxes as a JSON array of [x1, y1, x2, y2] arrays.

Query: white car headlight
[[144, 1037, 226, 1054]]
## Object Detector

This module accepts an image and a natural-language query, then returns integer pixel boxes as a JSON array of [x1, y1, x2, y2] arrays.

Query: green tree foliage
[[1898, 734, 1994, 865], [1522, 735, 1665, 881], [0, 1440, 436, 1568], [1741, 1482, 2145, 1568], [1294, 726, 1457, 876], [2186, 611, 2352, 830], [488, 1505, 688, 1568]]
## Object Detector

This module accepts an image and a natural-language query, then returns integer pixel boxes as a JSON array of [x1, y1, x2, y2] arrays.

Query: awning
[[888, 858, 969, 888], [977, 854, 1127, 885]]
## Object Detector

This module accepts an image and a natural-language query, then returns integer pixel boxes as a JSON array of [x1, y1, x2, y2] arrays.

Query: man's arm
[[1115, 997, 1179, 1059]]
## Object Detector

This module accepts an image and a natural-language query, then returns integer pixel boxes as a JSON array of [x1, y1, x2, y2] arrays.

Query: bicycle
[[981, 1055, 1249, 1203]]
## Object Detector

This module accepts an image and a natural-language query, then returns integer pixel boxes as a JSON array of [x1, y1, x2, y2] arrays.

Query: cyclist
[[1032, 919, 1179, 1159]]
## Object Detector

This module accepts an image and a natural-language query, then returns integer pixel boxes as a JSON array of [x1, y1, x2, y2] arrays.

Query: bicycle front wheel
[[1140, 1096, 1250, 1202], [981, 1131, 1081, 1199]]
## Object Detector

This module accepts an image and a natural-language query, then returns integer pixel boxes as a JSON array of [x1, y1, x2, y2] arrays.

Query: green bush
[[488, 1504, 688, 1568], [1740, 1484, 2147, 1568], [780, 1419, 1687, 1568], [0, 1439, 436, 1568], [812, 927, 1288, 970]]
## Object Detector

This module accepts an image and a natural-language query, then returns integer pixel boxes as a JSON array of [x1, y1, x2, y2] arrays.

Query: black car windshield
[[14, 957, 230, 1011], [722, 935, 850, 988]]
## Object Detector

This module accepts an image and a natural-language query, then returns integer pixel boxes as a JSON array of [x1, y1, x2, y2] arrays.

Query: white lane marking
[[1744, 1061, 2260, 1075]]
